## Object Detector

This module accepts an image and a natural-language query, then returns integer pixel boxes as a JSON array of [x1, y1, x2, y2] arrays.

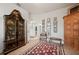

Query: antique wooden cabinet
[[4, 9, 25, 54], [64, 10, 79, 51]]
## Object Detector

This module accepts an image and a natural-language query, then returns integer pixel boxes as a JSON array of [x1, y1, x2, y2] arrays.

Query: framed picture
[[53, 17, 58, 33], [42, 19, 45, 32], [46, 18, 51, 36], [35, 26, 37, 36]]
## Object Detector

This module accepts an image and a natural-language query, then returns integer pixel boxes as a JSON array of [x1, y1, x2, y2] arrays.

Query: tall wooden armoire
[[4, 9, 25, 54], [64, 5, 79, 51]]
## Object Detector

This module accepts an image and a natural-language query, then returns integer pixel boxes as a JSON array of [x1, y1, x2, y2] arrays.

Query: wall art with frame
[[46, 18, 51, 36], [53, 17, 58, 33]]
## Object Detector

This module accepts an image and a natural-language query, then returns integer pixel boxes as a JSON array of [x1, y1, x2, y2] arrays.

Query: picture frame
[[46, 18, 51, 36], [42, 19, 45, 32], [53, 17, 58, 33]]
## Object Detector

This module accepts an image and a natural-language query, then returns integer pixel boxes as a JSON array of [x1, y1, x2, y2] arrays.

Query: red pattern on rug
[[26, 41, 64, 55]]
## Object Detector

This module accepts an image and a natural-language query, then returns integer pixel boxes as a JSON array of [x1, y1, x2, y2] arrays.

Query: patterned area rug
[[25, 41, 65, 55]]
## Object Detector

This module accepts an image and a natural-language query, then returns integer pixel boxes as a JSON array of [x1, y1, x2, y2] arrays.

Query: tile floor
[[7, 38, 40, 55]]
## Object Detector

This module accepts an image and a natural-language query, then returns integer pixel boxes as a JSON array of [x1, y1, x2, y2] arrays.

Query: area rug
[[25, 41, 65, 55]]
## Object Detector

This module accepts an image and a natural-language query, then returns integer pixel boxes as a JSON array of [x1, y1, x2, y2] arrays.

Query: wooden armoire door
[[64, 15, 74, 48], [73, 13, 79, 50], [4, 15, 17, 54], [18, 19, 25, 47], [64, 13, 79, 50]]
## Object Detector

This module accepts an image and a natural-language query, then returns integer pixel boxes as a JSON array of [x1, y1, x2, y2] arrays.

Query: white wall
[[30, 7, 69, 43], [0, 3, 29, 53]]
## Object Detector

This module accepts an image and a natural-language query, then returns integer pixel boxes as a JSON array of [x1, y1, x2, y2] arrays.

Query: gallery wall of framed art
[[41, 17, 58, 37]]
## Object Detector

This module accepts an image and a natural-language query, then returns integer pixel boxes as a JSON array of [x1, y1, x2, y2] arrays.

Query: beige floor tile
[[7, 38, 40, 55]]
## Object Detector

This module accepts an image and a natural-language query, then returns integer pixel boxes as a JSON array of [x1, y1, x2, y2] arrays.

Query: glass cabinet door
[[6, 17, 16, 41]]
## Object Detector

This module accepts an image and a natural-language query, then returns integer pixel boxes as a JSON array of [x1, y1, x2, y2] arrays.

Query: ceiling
[[17, 3, 77, 14]]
